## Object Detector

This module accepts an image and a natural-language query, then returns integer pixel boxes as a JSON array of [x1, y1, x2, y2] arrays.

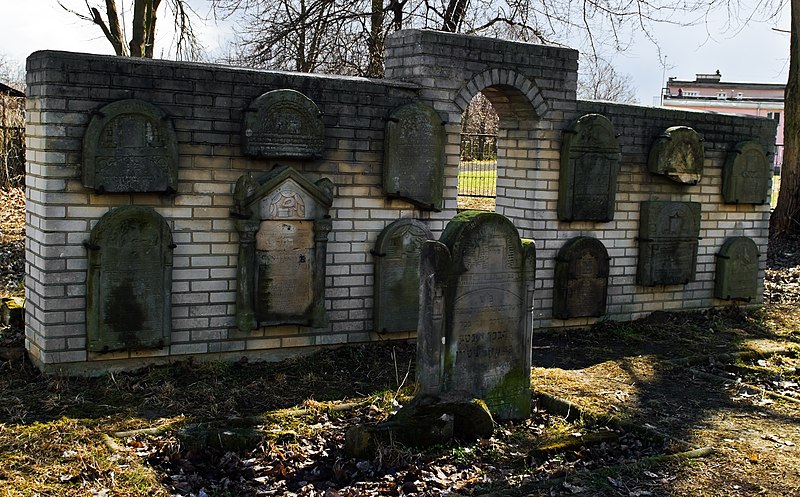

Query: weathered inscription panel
[[83, 99, 178, 193], [243, 90, 325, 159], [383, 102, 445, 210], [723, 141, 771, 204], [715, 237, 760, 301], [256, 220, 315, 318], [86, 206, 173, 352], [374, 219, 434, 333], [553, 237, 610, 319], [558, 114, 620, 221], [417, 212, 536, 420], [637, 201, 701, 286], [233, 166, 333, 331], [648, 126, 704, 184]]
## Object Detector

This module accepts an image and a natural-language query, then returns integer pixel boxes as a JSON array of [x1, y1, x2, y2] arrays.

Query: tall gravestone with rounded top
[[418, 211, 536, 420], [86, 206, 174, 352]]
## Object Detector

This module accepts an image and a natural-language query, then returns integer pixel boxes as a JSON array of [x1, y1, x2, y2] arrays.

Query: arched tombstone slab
[[558, 114, 620, 221], [242, 89, 325, 159], [553, 237, 610, 319], [82, 99, 179, 193], [418, 211, 536, 420], [637, 201, 701, 286], [648, 126, 704, 184], [373, 218, 434, 334], [383, 102, 445, 211], [723, 141, 771, 204], [232, 165, 333, 332], [86, 206, 174, 352], [715, 236, 760, 301]]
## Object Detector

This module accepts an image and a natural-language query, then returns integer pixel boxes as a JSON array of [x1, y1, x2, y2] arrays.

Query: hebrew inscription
[[558, 114, 620, 221], [383, 102, 445, 210], [233, 166, 333, 331], [723, 141, 771, 204], [715, 237, 760, 301], [83, 99, 179, 193], [418, 212, 536, 420], [86, 206, 173, 352], [637, 201, 701, 286], [648, 126, 704, 184], [553, 237, 610, 319], [374, 219, 434, 334], [243, 90, 325, 159]]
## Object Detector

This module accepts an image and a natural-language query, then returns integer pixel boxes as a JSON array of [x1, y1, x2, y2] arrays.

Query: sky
[[0, 0, 791, 105]]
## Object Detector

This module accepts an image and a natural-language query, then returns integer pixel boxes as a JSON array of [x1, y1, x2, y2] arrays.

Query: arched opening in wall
[[457, 85, 539, 214], [458, 93, 498, 211]]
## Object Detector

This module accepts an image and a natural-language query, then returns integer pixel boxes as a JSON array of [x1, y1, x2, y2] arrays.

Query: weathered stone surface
[[344, 394, 493, 458], [373, 219, 434, 333], [383, 102, 445, 210], [553, 237, 609, 319], [232, 166, 333, 331], [723, 141, 771, 204], [82, 99, 179, 193], [243, 89, 325, 159], [1, 296, 24, 327], [715, 236, 760, 301], [558, 114, 620, 221], [648, 126, 704, 184], [86, 206, 173, 352], [417, 211, 536, 420], [637, 201, 701, 286]]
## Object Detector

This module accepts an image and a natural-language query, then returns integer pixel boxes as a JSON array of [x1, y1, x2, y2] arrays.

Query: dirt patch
[[0, 187, 24, 298]]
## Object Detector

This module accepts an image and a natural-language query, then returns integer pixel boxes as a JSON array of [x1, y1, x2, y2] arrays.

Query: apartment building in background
[[662, 71, 785, 172]]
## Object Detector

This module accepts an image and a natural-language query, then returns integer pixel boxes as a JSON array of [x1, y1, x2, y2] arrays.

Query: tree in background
[[577, 57, 638, 103], [59, 0, 202, 60], [771, 0, 799, 235], [0, 54, 25, 188]]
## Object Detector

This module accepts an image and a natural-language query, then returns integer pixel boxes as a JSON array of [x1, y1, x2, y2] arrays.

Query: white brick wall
[[24, 30, 776, 372]]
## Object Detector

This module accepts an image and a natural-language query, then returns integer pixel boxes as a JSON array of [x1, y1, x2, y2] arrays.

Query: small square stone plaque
[[637, 201, 701, 286]]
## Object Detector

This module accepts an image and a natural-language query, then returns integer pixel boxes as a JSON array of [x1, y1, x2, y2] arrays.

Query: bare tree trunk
[[130, 0, 153, 57], [366, 0, 385, 77], [771, 0, 800, 235], [442, 0, 470, 32], [145, 0, 161, 58]]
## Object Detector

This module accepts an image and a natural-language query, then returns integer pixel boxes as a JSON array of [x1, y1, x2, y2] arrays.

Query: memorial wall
[[25, 30, 776, 372]]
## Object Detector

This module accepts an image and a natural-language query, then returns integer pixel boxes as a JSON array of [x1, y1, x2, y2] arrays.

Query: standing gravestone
[[242, 89, 325, 159], [418, 211, 536, 420], [232, 165, 333, 332], [558, 114, 621, 222], [373, 219, 434, 334], [553, 237, 610, 319], [83, 99, 179, 193], [715, 237, 760, 301], [383, 102, 445, 210], [637, 201, 701, 286], [86, 206, 174, 352], [648, 126, 704, 184], [723, 141, 771, 204]]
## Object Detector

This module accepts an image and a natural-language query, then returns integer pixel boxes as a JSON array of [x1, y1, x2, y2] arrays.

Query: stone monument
[[648, 126, 704, 184], [558, 114, 621, 222], [373, 218, 434, 333], [86, 206, 174, 352], [723, 141, 771, 204], [232, 165, 333, 332], [242, 89, 325, 159], [715, 236, 760, 301], [383, 102, 445, 210], [417, 211, 536, 419], [637, 201, 701, 286], [553, 237, 610, 319], [82, 99, 179, 193]]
